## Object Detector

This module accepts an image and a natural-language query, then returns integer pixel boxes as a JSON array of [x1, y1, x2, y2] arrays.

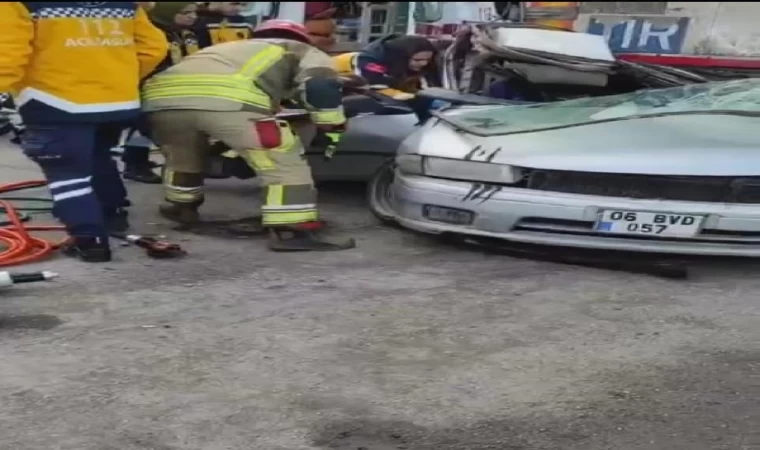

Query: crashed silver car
[[313, 22, 716, 184], [370, 78, 760, 257]]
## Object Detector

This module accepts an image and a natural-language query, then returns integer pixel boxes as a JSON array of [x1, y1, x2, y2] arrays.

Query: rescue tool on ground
[[111, 233, 187, 259], [142, 19, 356, 252]]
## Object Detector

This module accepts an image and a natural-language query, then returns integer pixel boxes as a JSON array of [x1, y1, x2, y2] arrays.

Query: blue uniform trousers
[[21, 123, 128, 240]]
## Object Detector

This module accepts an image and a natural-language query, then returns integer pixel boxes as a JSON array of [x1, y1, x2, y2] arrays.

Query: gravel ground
[[0, 139, 758, 450]]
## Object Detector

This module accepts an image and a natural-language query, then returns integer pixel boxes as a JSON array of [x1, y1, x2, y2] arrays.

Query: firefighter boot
[[268, 227, 356, 252], [159, 202, 201, 225]]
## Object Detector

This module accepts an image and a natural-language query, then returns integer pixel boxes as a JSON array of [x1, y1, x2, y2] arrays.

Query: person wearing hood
[[333, 35, 440, 101], [148, 2, 201, 71], [121, 2, 200, 184]]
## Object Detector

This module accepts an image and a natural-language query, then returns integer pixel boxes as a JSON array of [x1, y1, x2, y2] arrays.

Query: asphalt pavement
[[0, 138, 758, 450]]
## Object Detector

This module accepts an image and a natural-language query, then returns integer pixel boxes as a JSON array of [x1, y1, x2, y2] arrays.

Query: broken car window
[[440, 79, 760, 135]]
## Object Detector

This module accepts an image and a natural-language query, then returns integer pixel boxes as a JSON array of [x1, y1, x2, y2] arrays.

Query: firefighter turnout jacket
[[0, 2, 167, 124], [142, 39, 346, 128]]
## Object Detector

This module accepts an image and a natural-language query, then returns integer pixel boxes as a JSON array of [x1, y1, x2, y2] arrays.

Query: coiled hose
[[0, 180, 64, 267]]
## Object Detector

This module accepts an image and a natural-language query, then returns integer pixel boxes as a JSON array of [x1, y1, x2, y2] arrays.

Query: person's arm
[[0, 3, 33, 95], [294, 48, 346, 128], [355, 54, 413, 100], [133, 7, 169, 79]]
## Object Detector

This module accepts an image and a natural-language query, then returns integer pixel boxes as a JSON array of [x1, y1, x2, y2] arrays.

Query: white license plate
[[594, 210, 705, 238]]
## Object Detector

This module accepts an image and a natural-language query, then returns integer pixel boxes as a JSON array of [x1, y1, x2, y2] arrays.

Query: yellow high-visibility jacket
[[333, 52, 424, 100], [194, 11, 254, 48], [142, 38, 346, 127], [0, 2, 168, 124]]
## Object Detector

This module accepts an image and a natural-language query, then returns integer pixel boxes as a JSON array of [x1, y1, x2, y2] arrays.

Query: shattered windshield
[[441, 78, 760, 135]]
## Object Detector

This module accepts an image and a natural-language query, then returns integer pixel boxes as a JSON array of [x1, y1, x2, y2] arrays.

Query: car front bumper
[[388, 171, 760, 257]]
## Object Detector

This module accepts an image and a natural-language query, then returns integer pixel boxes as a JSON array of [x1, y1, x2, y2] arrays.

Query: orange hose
[[0, 180, 67, 267]]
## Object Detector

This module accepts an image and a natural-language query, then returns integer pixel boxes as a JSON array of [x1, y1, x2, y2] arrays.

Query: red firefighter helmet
[[253, 20, 314, 45]]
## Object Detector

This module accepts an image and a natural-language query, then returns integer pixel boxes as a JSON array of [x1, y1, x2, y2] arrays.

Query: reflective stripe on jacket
[[142, 39, 346, 127]]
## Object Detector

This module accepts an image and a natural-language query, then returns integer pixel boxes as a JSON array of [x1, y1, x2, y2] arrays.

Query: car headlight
[[396, 155, 523, 184]]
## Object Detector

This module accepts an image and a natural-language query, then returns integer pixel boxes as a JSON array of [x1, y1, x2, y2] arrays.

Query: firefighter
[[122, 1, 201, 184], [0, 2, 167, 262], [194, 2, 253, 48], [142, 19, 356, 252]]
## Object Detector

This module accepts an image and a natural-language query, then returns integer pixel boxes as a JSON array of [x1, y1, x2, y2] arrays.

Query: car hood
[[410, 114, 760, 176]]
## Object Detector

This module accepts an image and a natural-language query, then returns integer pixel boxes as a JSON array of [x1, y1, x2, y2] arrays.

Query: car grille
[[526, 170, 760, 204]]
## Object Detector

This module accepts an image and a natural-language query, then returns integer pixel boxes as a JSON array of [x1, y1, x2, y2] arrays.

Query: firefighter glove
[[313, 129, 344, 160]]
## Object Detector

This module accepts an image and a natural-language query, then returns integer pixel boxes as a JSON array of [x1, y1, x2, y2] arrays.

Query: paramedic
[[0, 2, 167, 262], [334, 34, 440, 101]]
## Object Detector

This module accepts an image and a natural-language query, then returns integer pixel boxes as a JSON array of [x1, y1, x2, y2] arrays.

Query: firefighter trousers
[[149, 110, 319, 227]]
